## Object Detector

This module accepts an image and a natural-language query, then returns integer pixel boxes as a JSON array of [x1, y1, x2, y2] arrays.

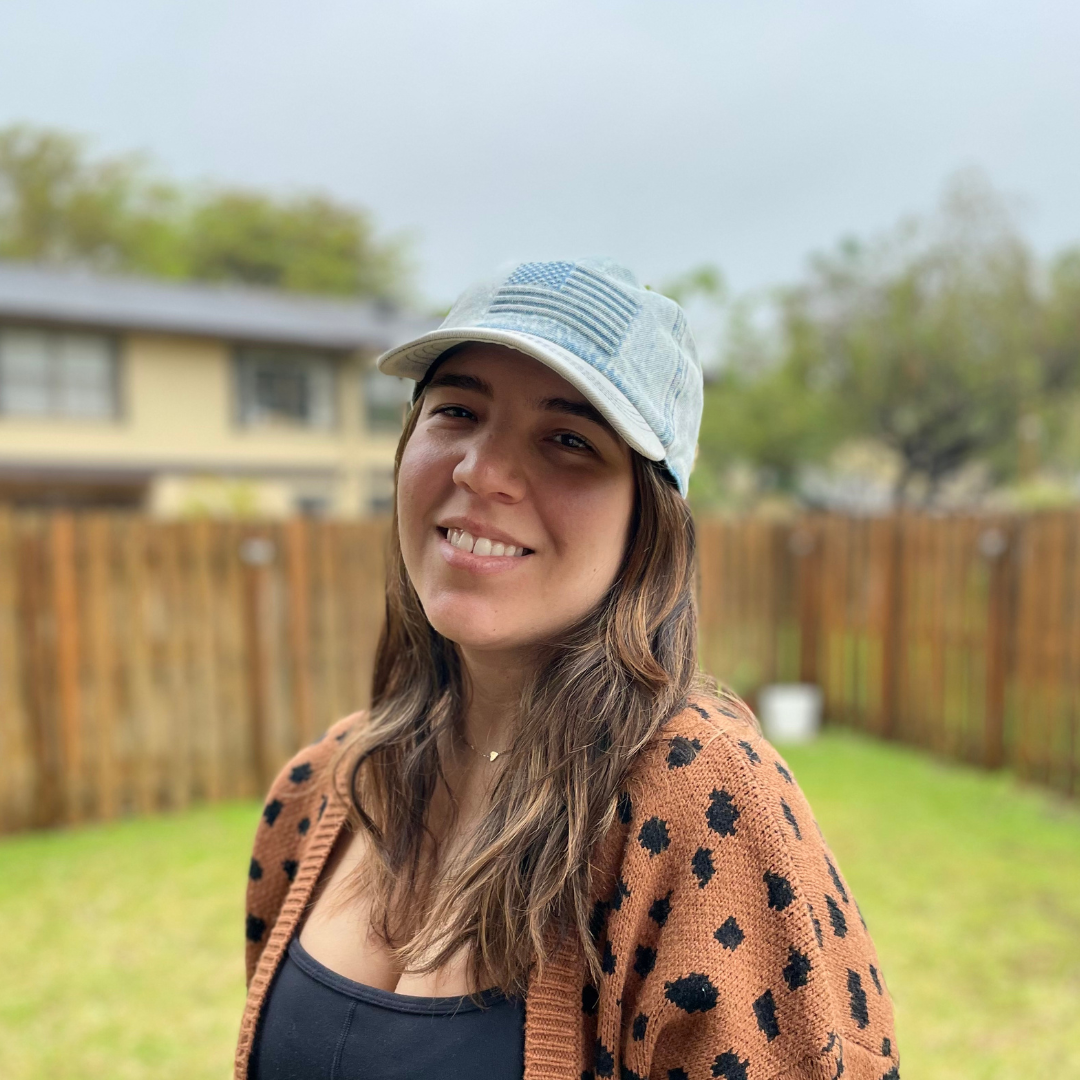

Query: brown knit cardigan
[[236, 690, 900, 1080]]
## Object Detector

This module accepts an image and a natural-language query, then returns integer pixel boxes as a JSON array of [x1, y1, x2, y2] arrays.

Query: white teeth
[[448, 528, 469, 551], [444, 529, 526, 557]]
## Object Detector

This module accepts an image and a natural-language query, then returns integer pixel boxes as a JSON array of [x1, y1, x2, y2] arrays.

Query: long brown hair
[[330, 368, 714, 995]]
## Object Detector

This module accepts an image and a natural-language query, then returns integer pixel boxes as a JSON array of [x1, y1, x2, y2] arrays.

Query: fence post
[[0, 507, 33, 832], [285, 518, 314, 748], [85, 515, 119, 820], [240, 531, 275, 792], [1067, 512, 1080, 797], [51, 513, 83, 823], [158, 523, 192, 811], [981, 520, 1015, 770], [879, 515, 904, 741], [794, 519, 820, 687]]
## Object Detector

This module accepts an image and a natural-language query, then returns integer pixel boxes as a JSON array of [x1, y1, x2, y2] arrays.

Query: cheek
[[396, 437, 451, 555], [545, 479, 634, 585]]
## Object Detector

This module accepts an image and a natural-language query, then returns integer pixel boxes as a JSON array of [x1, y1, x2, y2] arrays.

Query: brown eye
[[431, 404, 475, 420], [553, 432, 594, 452]]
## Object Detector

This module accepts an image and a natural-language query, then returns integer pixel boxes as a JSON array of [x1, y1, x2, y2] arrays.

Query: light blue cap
[[375, 256, 702, 496]]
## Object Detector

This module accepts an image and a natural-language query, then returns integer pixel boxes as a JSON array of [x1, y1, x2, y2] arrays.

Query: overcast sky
[[1, 0, 1078, 310]]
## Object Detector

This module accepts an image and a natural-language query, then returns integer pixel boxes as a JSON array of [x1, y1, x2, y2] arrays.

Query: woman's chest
[[296, 819, 478, 997]]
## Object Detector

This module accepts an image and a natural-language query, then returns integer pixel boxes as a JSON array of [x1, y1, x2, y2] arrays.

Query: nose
[[452, 424, 526, 502]]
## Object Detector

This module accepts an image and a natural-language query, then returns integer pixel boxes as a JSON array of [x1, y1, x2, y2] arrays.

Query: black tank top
[[249, 934, 526, 1080]]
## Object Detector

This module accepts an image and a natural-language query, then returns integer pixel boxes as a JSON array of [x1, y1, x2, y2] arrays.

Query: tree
[[0, 125, 181, 274], [185, 190, 408, 298], [803, 174, 1048, 501], [661, 263, 726, 308], [1037, 246, 1080, 476], [692, 296, 847, 503], [1042, 246, 1080, 395], [694, 172, 1080, 508], [0, 123, 410, 300]]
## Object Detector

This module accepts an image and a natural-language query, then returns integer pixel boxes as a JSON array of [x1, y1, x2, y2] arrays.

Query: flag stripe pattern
[[487, 262, 642, 358]]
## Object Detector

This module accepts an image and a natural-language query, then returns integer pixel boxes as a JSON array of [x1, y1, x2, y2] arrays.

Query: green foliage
[[0, 125, 183, 276], [697, 362, 846, 494], [660, 262, 726, 306], [688, 291, 854, 507], [1043, 246, 1080, 395], [185, 190, 409, 297], [0, 124, 410, 300], [693, 173, 1080, 508], [791, 175, 1044, 498]]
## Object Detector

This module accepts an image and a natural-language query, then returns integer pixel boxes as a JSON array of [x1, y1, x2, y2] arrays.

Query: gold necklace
[[463, 738, 505, 762]]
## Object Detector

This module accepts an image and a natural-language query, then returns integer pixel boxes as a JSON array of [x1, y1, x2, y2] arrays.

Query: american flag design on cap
[[485, 261, 642, 360]]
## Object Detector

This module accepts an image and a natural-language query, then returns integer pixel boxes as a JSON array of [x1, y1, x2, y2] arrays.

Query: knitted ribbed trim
[[234, 794, 349, 1078]]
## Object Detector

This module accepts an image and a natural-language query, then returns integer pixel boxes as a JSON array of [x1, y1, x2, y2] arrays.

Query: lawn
[[0, 799, 255, 1080], [1, 729, 1078, 1080], [782, 731, 1080, 1079]]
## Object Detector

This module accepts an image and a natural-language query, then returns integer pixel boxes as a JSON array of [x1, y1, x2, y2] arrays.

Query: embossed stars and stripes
[[487, 262, 642, 357]]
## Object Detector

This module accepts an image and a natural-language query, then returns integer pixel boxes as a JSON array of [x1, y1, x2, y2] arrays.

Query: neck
[[456, 645, 533, 756]]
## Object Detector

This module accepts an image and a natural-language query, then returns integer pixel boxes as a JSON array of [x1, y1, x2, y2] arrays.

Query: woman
[[236, 258, 899, 1080]]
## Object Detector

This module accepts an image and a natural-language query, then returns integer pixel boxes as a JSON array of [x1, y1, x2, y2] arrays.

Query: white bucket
[[759, 683, 823, 744]]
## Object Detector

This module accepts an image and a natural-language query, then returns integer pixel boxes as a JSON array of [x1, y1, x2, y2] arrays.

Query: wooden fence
[[0, 511, 387, 833], [0, 508, 1077, 833], [698, 512, 1080, 797]]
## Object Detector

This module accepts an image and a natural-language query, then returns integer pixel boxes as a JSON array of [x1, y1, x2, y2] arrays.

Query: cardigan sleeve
[[243, 712, 363, 987], [584, 695, 899, 1080]]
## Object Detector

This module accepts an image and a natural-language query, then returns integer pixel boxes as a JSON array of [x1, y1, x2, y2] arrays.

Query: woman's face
[[397, 343, 636, 654]]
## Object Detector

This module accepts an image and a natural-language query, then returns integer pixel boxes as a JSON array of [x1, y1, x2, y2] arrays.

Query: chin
[[423, 599, 544, 654]]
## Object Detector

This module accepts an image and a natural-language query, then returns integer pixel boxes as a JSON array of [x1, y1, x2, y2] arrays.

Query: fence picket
[[85, 516, 120, 819], [0, 508, 32, 830]]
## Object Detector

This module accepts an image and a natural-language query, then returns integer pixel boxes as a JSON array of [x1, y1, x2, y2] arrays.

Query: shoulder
[[244, 711, 366, 983], [627, 687, 790, 815], [251, 709, 366, 867], [624, 689, 855, 967], [260, 711, 365, 819], [593, 690, 898, 1078], [620, 689, 813, 891]]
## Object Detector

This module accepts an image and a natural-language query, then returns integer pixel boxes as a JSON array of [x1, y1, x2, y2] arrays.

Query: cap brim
[[376, 328, 665, 462]]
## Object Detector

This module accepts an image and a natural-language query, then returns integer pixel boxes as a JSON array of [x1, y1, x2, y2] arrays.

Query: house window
[[362, 368, 413, 432], [235, 347, 336, 429], [0, 328, 117, 419], [294, 493, 330, 517], [367, 466, 395, 515]]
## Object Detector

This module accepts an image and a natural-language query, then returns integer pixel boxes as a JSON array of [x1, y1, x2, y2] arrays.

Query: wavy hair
[[330, 363, 714, 996]]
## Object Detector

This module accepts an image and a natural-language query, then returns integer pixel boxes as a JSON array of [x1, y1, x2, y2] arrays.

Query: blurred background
[[1, 2, 1078, 1078]]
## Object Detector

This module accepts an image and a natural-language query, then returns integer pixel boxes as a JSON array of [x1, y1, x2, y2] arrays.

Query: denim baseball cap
[[375, 256, 703, 497]]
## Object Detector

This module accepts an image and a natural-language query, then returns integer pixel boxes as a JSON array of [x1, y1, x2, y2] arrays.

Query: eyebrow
[[426, 372, 490, 394], [539, 396, 614, 434], [425, 371, 615, 435]]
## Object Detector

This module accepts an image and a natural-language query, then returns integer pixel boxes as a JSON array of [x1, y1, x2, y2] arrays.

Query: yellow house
[[0, 261, 433, 516]]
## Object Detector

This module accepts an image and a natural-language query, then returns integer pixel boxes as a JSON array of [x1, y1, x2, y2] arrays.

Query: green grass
[[782, 729, 1080, 1079], [1, 731, 1078, 1079], [0, 801, 257, 1080]]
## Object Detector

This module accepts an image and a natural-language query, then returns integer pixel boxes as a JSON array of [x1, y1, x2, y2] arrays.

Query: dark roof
[[0, 261, 436, 352]]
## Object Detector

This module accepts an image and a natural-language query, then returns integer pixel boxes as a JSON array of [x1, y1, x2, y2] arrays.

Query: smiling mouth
[[437, 527, 533, 558]]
